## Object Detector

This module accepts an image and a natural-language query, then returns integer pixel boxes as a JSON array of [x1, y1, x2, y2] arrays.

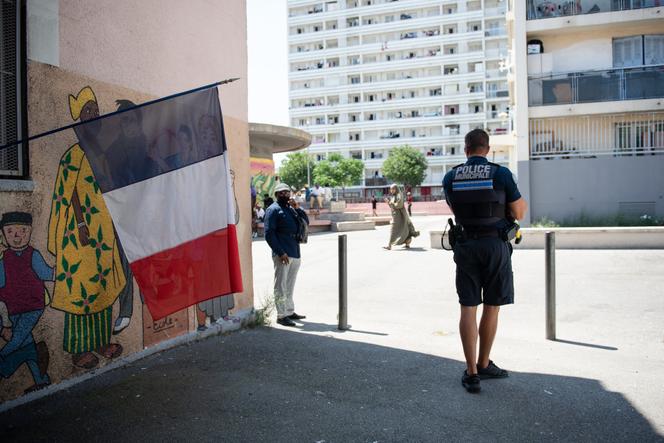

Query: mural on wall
[[251, 157, 277, 207], [142, 306, 189, 348], [2, 82, 247, 402], [0, 212, 52, 393], [47, 87, 128, 370]]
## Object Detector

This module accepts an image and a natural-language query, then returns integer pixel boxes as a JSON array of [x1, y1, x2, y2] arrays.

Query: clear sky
[[247, 0, 289, 126]]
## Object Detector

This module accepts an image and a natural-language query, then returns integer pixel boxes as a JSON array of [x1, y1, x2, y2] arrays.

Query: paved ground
[[1, 216, 663, 442], [345, 201, 452, 216]]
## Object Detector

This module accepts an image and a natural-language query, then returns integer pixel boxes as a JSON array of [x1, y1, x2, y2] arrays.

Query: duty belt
[[462, 228, 501, 239]]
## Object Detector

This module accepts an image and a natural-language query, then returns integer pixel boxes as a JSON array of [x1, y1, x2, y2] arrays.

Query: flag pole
[[0, 77, 240, 153]]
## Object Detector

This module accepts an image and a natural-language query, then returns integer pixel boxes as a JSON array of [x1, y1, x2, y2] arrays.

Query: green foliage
[[533, 213, 664, 227], [278, 152, 313, 190], [250, 293, 276, 328], [313, 153, 364, 188], [381, 145, 428, 187], [532, 217, 560, 228]]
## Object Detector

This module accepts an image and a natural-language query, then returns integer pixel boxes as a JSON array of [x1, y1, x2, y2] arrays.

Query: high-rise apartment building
[[287, 0, 513, 198], [508, 1, 664, 224]]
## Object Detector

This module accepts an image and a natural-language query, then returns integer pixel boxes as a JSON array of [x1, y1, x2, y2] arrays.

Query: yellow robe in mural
[[47, 144, 125, 316]]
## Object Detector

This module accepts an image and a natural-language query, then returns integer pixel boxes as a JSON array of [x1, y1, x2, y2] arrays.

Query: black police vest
[[448, 161, 507, 228]]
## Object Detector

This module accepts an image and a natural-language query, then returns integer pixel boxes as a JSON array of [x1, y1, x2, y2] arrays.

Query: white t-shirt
[[310, 187, 321, 196]]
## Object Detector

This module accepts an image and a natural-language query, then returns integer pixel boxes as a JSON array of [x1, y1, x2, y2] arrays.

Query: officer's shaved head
[[465, 129, 490, 155]]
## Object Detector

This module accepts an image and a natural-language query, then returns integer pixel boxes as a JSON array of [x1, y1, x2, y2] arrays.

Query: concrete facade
[[0, 0, 252, 403], [530, 156, 664, 221], [287, 0, 515, 199], [507, 1, 664, 224]]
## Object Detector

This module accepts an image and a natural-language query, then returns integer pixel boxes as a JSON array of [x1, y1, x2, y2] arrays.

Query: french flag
[[75, 86, 243, 319]]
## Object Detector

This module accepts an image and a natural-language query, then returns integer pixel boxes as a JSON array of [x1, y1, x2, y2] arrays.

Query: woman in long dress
[[383, 184, 419, 250]]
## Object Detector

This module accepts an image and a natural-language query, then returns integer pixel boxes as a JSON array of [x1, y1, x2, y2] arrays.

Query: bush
[[533, 213, 663, 227]]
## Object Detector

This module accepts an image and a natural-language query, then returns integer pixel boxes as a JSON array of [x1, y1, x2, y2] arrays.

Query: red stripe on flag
[[131, 225, 243, 320]]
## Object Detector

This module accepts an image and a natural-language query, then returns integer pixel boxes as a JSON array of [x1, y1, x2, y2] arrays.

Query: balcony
[[484, 27, 507, 37], [529, 111, 664, 158], [527, 0, 661, 20], [365, 177, 390, 186], [528, 65, 664, 107]]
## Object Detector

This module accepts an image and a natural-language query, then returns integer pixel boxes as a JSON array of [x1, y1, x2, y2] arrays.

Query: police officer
[[443, 129, 527, 393]]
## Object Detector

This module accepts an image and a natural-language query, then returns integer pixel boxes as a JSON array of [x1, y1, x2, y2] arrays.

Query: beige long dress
[[388, 191, 419, 246]]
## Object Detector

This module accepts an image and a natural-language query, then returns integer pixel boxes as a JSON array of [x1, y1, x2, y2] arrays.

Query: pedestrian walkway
[[346, 200, 452, 216], [1, 216, 663, 441]]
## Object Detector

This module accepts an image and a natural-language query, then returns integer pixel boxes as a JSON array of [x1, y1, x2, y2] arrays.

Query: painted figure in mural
[[195, 169, 239, 330], [0, 212, 52, 393], [47, 87, 128, 370]]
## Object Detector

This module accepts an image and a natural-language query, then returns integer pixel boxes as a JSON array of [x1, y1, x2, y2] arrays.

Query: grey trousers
[[272, 256, 301, 319]]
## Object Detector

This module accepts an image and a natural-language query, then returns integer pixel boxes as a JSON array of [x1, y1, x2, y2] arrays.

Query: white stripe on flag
[[103, 155, 230, 263]]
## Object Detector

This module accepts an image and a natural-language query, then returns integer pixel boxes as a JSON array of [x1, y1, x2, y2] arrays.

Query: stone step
[[317, 212, 366, 222], [331, 220, 376, 232], [365, 216, 391, 226]]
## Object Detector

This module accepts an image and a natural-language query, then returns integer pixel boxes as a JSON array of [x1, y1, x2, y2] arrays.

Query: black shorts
[[453, 237, 514, 306]]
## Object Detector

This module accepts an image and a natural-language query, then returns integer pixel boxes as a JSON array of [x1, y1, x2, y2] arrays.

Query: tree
[[313, 153, 364, 191], [278, 151, 313, 190], [382, 145, 428, 187]]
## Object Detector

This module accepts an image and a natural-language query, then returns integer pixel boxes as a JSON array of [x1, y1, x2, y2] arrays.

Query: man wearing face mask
[[264, 183, 309, 327]]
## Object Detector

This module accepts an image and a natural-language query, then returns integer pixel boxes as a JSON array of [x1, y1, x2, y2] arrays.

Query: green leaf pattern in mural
[[88, 226, 111, 261], [59, 150, 80, 182], [84, 175, 100, 194], [56, 257, 82, 293], [52, 180, 70, 216], [89, 262, 111, 290], [81, 194, 100, 225], [62, 217, 79, 250], [71, 283, 99, 314]]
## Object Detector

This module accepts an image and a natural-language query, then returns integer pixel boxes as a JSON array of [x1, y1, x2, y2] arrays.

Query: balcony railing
[[365, 177, 390, 186], [527, 0, 661, 20], [529, 111, 664, 158], [528, 65, 664, 106], [484, 27, 507, 37]]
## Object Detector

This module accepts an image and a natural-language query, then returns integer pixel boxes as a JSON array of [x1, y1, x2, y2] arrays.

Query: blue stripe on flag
[[75, 87, 226, 193]]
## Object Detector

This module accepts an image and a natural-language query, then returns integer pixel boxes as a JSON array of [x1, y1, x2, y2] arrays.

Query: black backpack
[[290, 208, 309, 244]]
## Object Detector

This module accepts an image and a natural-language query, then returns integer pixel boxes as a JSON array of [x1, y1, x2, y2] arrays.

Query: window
[[1, 0, 26, 177], [614, 35, 664, 68], [613, 36, 644, 68], [644, 35, 664, 65]]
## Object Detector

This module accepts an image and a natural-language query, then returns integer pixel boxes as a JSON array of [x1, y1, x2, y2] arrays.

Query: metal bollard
[[338, 234, 348, 330], [545, 231, 556, 340]]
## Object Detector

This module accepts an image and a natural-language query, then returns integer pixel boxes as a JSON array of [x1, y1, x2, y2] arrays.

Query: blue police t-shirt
[[443, 156, 521, 228]]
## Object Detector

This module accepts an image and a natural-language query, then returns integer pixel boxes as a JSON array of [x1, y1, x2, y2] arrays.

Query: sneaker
[[477, 360, 509, 379], [462, 371, 481, 393], [288, 313, 306, 320], [277, 317, 297, 327]]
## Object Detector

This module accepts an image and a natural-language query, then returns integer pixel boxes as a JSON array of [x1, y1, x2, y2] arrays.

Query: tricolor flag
[[74, 87, 243, 319]]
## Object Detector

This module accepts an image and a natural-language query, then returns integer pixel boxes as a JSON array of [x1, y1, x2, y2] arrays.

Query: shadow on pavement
[[553, 338, 619, 351], [391, 246, 427, 252], [0, 328, 659, 442], [296, 320, 389, 336]]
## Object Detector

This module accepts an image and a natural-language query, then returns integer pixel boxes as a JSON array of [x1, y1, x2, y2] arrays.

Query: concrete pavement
[[1, 215, 663, 442]]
